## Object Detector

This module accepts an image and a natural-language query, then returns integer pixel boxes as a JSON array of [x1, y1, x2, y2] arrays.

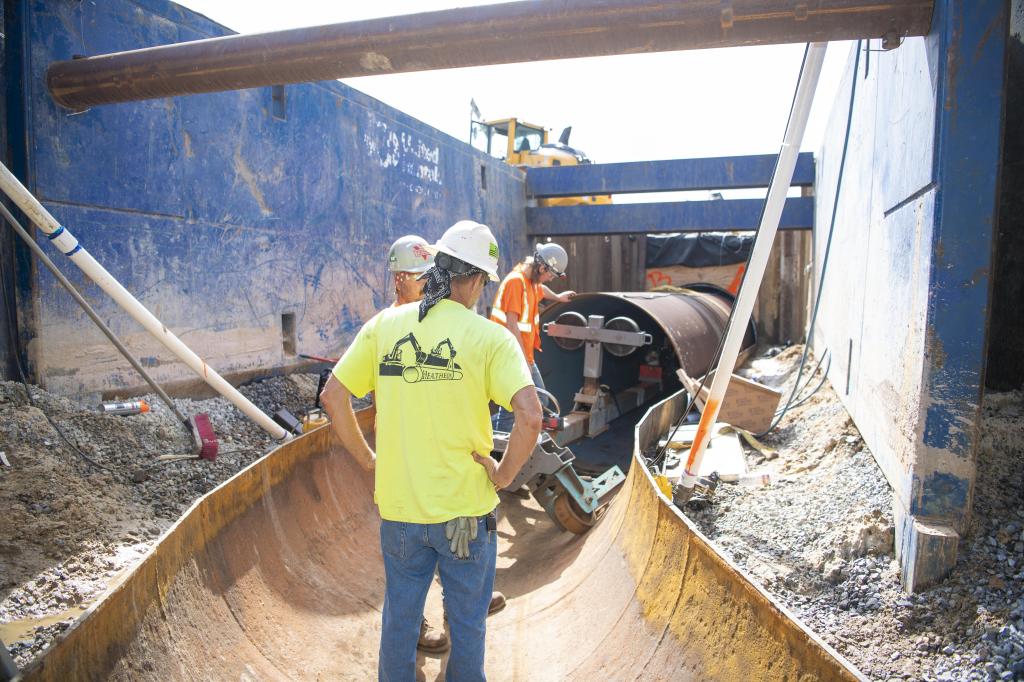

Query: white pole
[[0, 161, 290, 441], [677, 43, 827, 497]]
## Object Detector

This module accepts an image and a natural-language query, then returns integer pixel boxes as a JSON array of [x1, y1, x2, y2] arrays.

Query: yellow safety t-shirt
[[332, 299, 533, 523]]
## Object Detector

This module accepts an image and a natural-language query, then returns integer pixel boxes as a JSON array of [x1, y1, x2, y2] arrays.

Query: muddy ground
[[0, 372, 324, 666]]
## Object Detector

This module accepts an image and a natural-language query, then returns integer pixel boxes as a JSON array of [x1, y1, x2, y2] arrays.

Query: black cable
[[0, 202, 189, 425], [648, 44, 813, 471], [0, 215, 114, 473], [756, 40, 863, 438], [785, 356, 831, 412], [791, 350, 830, 403], [773, 348, 829, 415]]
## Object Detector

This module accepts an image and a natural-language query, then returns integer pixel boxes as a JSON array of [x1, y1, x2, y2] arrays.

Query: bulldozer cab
[[471, 118, 547, 165], [471, 117, 611, 205]]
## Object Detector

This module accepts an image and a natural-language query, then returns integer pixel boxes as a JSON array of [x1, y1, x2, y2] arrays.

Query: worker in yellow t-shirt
[[383, 234, 508, 655], [489, 242, 575, 431], [322, 221, 542, 681]]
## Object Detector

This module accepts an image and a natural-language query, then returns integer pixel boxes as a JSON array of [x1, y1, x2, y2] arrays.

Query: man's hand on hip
[[472, 450, 500, 488]]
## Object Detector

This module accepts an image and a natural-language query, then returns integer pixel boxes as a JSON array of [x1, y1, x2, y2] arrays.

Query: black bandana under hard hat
[[417, 260, 486, 322], [417, 265, 452, 322]]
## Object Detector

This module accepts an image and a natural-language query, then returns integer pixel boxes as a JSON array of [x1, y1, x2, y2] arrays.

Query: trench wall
[[3, 0, 528, 396], [813, 1, 1007, 586], [989, 0, 1024, 392]]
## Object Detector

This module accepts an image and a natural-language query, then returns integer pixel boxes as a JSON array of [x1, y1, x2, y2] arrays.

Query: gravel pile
[[679, 347, 1024, 681], [0, 371, 327, 667]]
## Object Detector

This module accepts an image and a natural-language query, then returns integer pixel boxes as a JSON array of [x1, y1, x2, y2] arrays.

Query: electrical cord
[[0, 209, 114, 474], [784, 357, 831, 412], [793, 350, 831, 402], [0, 202, 190, 426], [648, 44, 814, 472], [772, 347, 829, 416], [756, 40, 863, 438]]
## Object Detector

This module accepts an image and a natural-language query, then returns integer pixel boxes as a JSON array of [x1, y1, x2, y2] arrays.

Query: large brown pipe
[[47, 0, 933, 109]]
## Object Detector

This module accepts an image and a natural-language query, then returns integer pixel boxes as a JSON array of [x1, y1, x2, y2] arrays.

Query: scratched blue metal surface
[[813, 0, 1007, 543], [525, 153, 815, 198], [919, 0, 1007, 465], [910, 472, 971, 520], [527, 197, 813, 236], [19, 0, 529, 395]]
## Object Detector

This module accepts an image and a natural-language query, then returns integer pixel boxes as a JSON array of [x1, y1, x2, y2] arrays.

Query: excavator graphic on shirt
[[379, 333, 463, 383]]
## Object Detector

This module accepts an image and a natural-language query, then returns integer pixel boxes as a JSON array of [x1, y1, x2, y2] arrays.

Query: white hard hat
[[426, 220, 501, 282], [388, 235, 434, 273], [535, 242, 568, 277]]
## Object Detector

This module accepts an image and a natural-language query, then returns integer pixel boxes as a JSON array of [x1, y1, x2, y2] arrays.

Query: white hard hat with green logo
[[426, 220, 501, 282]]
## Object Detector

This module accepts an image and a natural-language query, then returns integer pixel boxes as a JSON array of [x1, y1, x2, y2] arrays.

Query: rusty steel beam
[[47, 0, 933, 109]]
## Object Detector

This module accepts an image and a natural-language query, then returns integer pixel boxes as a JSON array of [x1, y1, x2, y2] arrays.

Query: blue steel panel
[[22, 0, 529, 395], [525, 153, 814, 198], [526, 197, 813, 236], [28, 0, 202, 217], [910, 471, 971, 519], [920, 0, 1007, 459]]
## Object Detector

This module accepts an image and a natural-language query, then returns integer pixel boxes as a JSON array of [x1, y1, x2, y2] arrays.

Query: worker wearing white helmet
[[382, 233, 508, 656], [323, 220, 541, 680], [387, 235, 434, 305], [489, 241, 575, 430]]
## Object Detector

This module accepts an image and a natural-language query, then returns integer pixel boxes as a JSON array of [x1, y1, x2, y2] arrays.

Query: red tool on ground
[[189, 414, 218, 460]]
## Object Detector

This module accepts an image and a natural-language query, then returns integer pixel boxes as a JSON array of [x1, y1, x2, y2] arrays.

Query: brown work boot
[[417, 618, 450, 654], [488, 591, 506, 615]]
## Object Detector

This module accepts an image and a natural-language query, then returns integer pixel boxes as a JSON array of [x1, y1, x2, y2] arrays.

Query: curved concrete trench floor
[[22, 419, 862, 681]]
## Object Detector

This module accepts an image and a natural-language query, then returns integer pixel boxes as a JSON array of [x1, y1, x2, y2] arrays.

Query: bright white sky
[[178, 1, 853, 199]]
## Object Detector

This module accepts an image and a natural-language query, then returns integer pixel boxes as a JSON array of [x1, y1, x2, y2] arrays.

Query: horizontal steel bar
[[543, 323, 650, 347], [526, 197, 813, 236], [47, 0, 934, 108], [526, 154, 814, 198]]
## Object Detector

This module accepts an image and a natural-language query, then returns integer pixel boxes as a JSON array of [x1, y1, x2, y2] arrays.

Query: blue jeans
[[379, 516, 497, 682], [492, 362, 545, 432]]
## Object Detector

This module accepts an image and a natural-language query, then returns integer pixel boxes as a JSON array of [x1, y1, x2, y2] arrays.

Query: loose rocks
[[682, 346, 1024, 681]]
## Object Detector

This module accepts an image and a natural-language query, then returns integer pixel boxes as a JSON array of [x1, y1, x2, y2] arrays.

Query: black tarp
[[645, 233, 753, 268]]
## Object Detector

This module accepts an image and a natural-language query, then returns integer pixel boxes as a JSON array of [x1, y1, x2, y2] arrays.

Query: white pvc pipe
[[679, 42, 827, 492], [0, 161, 290, 441]]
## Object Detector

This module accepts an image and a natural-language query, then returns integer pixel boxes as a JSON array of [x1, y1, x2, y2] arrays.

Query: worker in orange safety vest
[[489, 242, 575, 431]]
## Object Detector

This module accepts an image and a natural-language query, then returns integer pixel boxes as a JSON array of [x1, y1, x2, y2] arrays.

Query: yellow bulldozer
[[470, 117, 612, 206]]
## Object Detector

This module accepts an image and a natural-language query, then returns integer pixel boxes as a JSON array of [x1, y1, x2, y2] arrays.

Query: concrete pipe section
[[20, 403, 863, 681]]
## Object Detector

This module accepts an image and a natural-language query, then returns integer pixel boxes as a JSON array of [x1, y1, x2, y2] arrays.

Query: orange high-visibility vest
[[489, 267, 542, 363]]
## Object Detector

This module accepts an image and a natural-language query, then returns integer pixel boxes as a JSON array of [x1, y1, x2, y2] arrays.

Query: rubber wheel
[[553, 493, 595, 535]]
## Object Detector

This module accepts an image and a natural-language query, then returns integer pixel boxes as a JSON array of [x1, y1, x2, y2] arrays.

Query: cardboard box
[[675, 367, 782, 434]]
